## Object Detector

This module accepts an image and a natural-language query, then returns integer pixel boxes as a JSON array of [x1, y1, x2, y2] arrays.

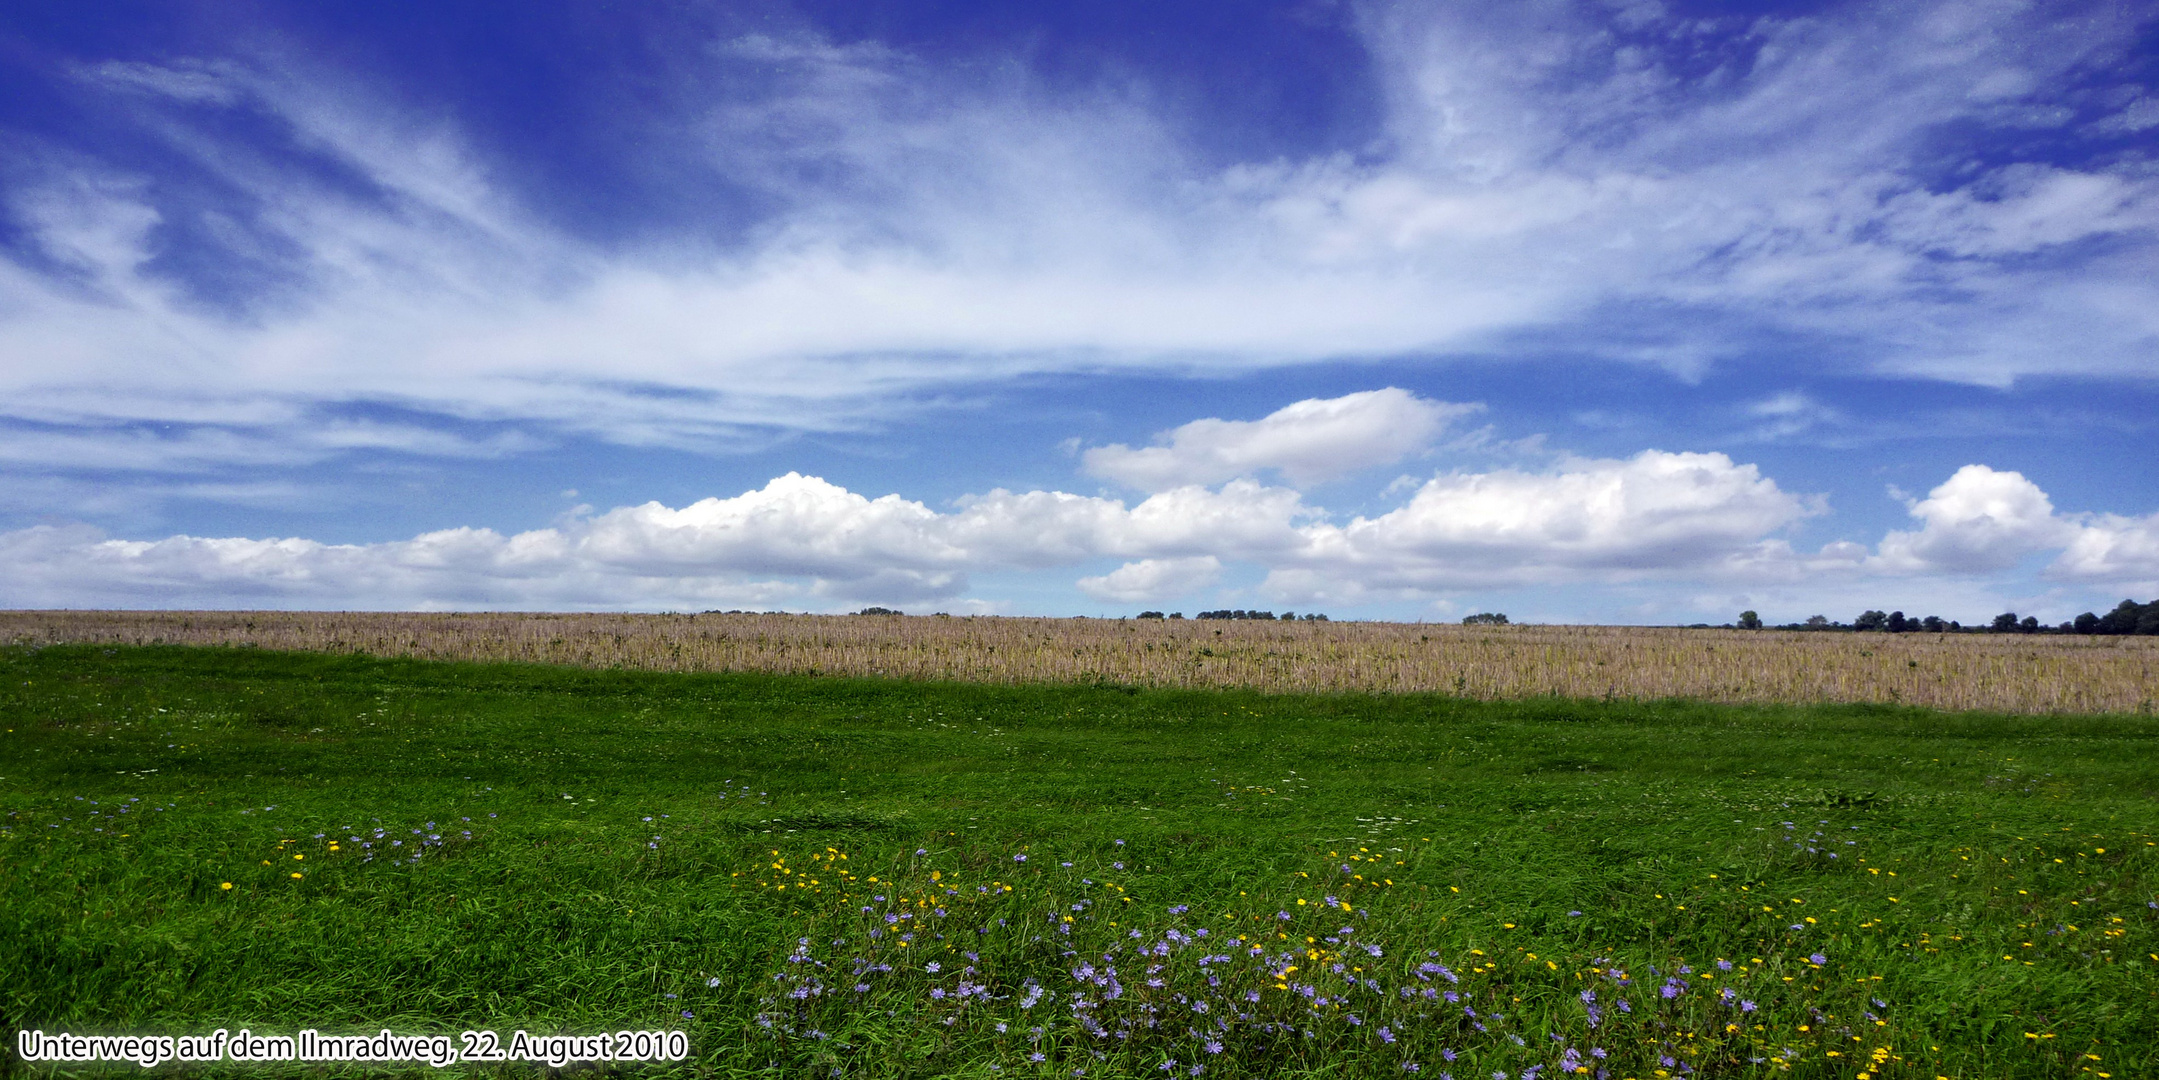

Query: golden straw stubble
[[3, 610, 2154, 715]]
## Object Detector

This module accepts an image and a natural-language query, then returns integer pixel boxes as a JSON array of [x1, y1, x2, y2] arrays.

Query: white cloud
[[944, 480, 1319, 567], [1076, 557, 1222, 604], [1829, 463, 2159, 591], [0, 472, 1304, 610], [0, 452, 1823, 609], [1275, 450, 1819, 591], [1081, 389, 1479, 491], [0, 420, 537, 473], [1878, 164, 2159, 258], [1745, 391, 1840, 440], [1870, 465, 2076, 574], [2091, 94, 2159, 134], [577, 474, 965, 581], [1, 1, 2154, 481], [89, 59, 245, 105], [2052, 513, 2159, 586], [4, 449, 2154, 613], [0, 474, 979, 610]]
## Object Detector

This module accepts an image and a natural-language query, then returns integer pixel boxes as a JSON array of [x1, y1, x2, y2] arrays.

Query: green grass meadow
[[2, 643, 2155, 1078]]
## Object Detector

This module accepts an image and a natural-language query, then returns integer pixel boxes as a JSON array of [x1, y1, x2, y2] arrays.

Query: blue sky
[[1, 0, 2155, 623]]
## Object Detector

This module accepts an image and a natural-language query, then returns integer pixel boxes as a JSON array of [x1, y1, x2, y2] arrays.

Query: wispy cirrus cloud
[[1, 2, 2154, 620], [1, 0, 2154, 489], [1082, 389, 1479, 491]]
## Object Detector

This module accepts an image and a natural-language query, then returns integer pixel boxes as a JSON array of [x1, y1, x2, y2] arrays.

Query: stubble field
[[4, 609, 2155, 715]]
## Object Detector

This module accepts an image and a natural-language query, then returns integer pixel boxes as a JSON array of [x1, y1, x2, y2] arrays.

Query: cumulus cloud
[[577, 475, 966, 581], [1870, 465, 2075, 574], [0, 522, 720, 612], [4, 447, 2154, 611], [1081, 389, 1479, 491], [0, 473, 1310, 610], [0, 451, 1829, 609], [1840, 464, 2159, 590], [2054, 514, 2159, 585], [1272, 450, 1819, 593], [0, 474, 980, 610], [1076, 557, 1222, 604], [936, 480, 1319, 568]]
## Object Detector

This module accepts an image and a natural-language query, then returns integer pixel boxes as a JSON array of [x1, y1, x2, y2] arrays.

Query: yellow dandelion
[[219, 882, 232, 890]]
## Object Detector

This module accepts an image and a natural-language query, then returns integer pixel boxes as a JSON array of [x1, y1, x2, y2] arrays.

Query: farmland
[[3, 642, 2157, 1078], [4, 609, 2156, 715]]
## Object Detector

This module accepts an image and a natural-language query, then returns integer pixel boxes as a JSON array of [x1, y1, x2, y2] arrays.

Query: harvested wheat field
[[7, 608, 2154, 714]]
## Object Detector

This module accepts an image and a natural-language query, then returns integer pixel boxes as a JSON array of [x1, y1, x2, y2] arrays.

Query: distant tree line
[[1136, 610, 1328, 621], [1461, 613, 1509, 625], [1714, 597, 2159, 634]]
